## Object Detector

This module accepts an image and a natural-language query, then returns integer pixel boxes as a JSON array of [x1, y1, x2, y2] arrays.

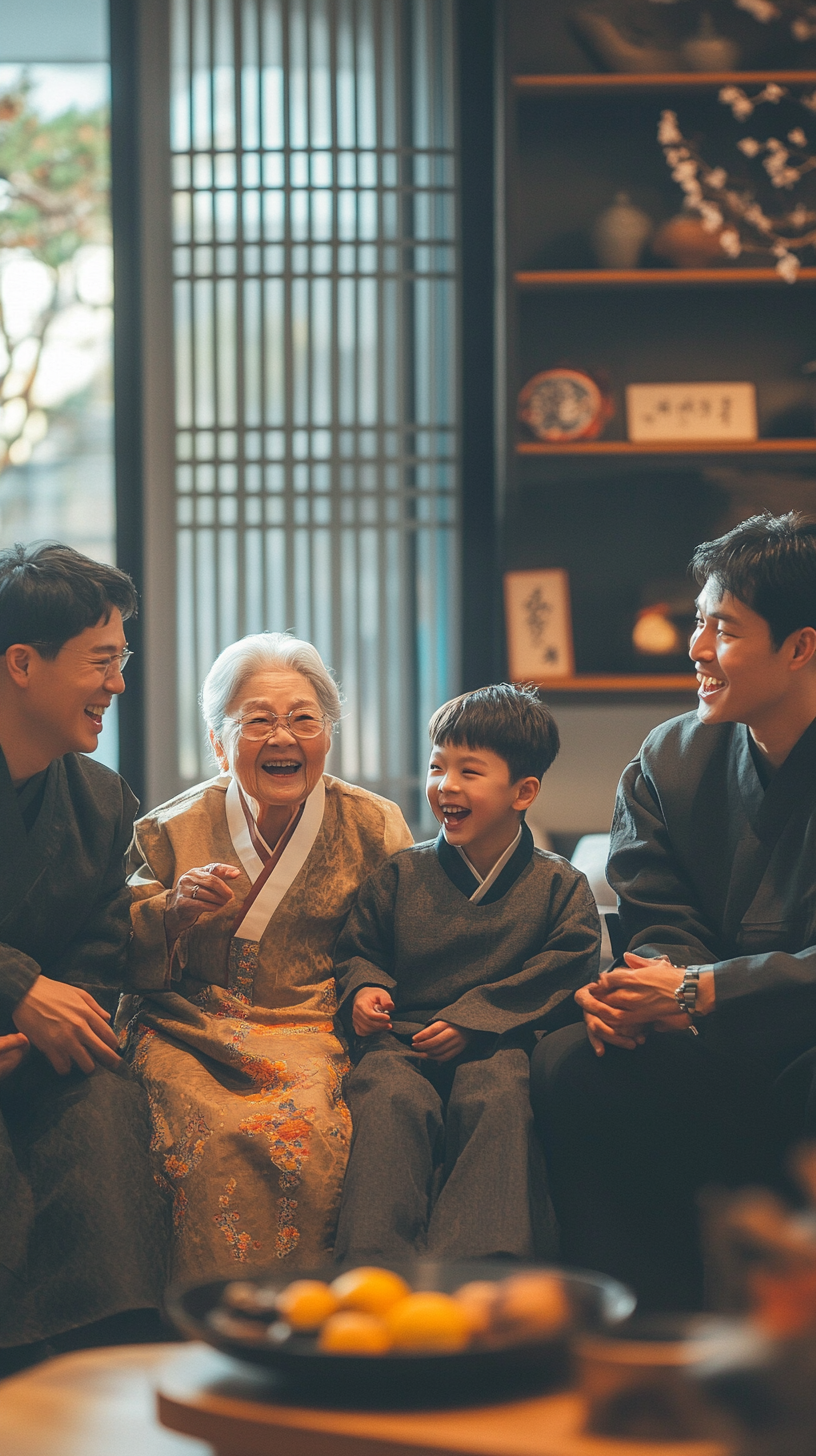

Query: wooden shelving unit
[[531, 675, 698, 693], [517, 439, 816, 457], [500, 14, 816, 693], [516, 268, 816, 288], [513, 70, 816, 94]]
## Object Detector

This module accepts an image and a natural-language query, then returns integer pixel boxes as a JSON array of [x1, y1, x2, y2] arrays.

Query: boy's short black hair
[[428, 683, 560, 782], [0, 542, 138, 658], [691, 511, 816, 649]]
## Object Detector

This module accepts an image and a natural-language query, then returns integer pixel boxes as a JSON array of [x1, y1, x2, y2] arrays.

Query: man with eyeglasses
[[0, 542, 166, 1372]]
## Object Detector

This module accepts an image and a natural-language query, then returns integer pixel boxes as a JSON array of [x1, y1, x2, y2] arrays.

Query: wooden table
[[0, 1342, 733, 1456]]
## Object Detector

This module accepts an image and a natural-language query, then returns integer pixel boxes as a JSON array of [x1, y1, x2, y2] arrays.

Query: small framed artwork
[[504, 569, 575, 681], [626, 382, 757, 443]]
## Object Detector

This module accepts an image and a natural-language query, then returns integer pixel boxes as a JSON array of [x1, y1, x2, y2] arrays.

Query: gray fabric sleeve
[[0, 945, 42, 1021], [699, 946, 816, 1067], [436, 869, 601, 1037], [607, 756, 723, 968], [34, 780, 138, 1015], [334, 860, 399, 1034]]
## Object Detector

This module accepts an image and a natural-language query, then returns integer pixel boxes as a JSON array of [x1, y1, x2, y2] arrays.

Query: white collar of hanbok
[[455, 825, 522, 905], [225, 773, 326, 941]]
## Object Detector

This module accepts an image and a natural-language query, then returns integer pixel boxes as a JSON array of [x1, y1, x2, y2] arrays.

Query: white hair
[[201, 632, 342, 766]]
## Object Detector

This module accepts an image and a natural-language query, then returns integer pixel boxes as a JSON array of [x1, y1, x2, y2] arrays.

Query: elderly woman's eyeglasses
[[229, 710, 328, 742]]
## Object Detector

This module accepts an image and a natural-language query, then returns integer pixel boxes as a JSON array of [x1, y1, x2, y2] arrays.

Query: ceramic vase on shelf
[[651, 211, 725, 269], [681, 14, 740, 73], [592, 193, 653, 270]]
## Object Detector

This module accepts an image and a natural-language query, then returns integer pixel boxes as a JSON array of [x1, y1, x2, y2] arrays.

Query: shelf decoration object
[[626, 381, 758, 441], [573, 0, 816, 75], [504, 569, 575, 682], [659, 85, 816, 281], [592, 192, 654, 267], [518, 367, 615, 443], [651, 210, 730, 267], [632, 603, 688, 656]]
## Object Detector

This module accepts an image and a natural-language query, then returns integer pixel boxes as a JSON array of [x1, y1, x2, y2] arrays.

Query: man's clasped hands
[[578, 953, 716, 1057]]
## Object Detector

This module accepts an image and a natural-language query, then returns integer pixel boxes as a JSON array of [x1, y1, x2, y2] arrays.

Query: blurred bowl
[[168, 1259, 635, 1407]]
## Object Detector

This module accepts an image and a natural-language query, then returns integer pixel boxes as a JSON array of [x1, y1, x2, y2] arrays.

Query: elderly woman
[[119, 633, 411, 1282]]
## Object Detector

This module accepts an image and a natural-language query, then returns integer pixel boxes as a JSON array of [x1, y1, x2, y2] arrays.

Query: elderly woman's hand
[[164, 863, 241, 948]]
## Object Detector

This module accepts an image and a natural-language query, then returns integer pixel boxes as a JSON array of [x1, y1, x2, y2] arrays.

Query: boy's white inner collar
[[455, 826, 522, 904]]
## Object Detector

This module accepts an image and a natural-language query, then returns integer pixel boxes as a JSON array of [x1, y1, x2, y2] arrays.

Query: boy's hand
[[412, 1020, 472, 1062], [352, 987, 395, 1035]]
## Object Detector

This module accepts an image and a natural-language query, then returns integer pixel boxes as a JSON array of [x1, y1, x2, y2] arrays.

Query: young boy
[[333, 683, 600, 1262]]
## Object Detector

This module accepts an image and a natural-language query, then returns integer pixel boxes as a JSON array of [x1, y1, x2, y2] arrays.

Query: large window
[[0, 1, 117, 766], [170, 0, 460, 826]]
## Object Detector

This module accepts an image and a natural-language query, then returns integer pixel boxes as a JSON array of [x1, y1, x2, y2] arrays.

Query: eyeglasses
[[77, 649, 134, 677], [228, 709, 328, 741], [36, 645, 134, 676]]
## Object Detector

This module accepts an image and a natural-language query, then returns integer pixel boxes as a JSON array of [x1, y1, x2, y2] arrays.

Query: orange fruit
[[317, 1310, 392, 1354], [275, 1279, 340, 1331], [385, 1291, 472, 1351], [452, 1279, 500, 1337], [330, 1266, 411, 1316], [497, 1272, 570, 1336]]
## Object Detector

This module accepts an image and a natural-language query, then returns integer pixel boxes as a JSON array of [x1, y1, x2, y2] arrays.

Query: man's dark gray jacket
[[607, 711, 816, 1074]]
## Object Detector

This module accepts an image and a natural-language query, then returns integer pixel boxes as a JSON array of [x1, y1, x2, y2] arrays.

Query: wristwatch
[[674, 967, 700, 1034]]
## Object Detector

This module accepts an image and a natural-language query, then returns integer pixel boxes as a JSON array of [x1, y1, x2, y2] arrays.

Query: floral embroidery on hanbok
[[239, 1097, 315, 1189], [276, 1197, 299, 1258], [228, 937, 258, 1004], [214, 1178, 262, 1260]]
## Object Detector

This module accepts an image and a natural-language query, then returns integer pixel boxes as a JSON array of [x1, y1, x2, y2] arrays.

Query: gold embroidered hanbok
[[119, 772, 411, 1284]]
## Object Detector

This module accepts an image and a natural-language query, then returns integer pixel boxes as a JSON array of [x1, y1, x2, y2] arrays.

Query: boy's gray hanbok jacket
[[335, 823, 601, 1045]]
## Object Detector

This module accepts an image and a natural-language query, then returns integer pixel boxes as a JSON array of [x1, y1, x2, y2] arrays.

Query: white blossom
[[671, 159, 698, 184], [789, 204, 810, 228], [744, 202, 774, 233], [707, 167, 727, 189], [719, 86, 754, 121], [801, 92, 816, 113], [719, 229, 742, 257], [699, 202, 724, 232], [658, 111, 682, 146], [737, 137, 761, 157], [775, 251, 800, 282], [788, 128, 808, 147], [792, 17, 816, 39], [761, 84, 786, 104]]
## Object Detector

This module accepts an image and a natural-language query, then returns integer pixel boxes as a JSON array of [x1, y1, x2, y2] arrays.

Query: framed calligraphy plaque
[[504, 568, 575, 681], [626, 382, 757, 443]]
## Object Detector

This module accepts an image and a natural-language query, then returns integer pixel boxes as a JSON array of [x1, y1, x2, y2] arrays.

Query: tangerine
[[276, 1279, 340, 1331], [317, 1310, 392, 1354], [330, 1266, 411, 1316], [385, 1291, 472, 1351]]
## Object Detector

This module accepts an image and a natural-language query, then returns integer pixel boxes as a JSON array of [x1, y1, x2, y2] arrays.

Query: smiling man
[[530, 511, 816, 1310], [0, 543, 166, 1371]]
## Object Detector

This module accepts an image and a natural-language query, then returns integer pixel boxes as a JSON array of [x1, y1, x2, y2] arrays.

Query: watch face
[[518, 368, 612, 443]]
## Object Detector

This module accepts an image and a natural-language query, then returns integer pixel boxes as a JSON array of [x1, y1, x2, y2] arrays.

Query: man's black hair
[[428, 682, 560, 782], [691, 511, 816, 649], [0, 542, 138, 658]]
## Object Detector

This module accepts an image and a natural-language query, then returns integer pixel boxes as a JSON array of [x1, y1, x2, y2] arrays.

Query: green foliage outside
[[0, 75, 110, 474]]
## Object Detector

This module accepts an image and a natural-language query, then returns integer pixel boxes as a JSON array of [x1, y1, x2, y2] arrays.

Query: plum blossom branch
[[659, 88, 816, 281]]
